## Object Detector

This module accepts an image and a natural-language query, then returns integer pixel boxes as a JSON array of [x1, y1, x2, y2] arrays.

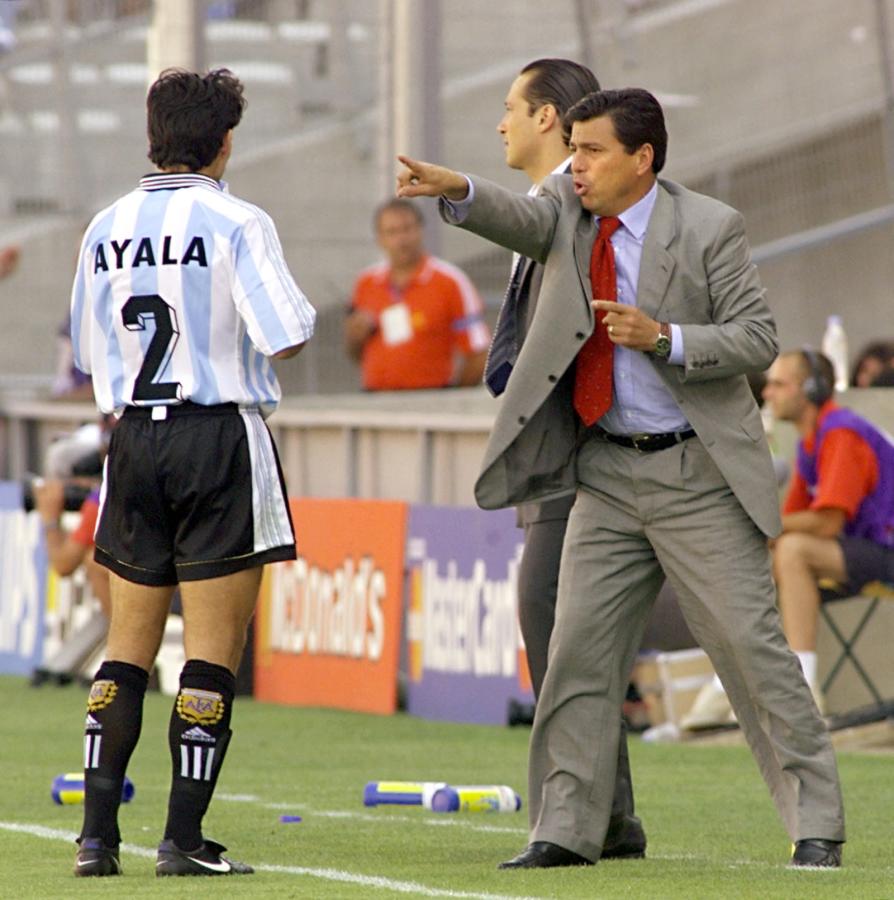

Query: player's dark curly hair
[[147, 68, 246, 171]]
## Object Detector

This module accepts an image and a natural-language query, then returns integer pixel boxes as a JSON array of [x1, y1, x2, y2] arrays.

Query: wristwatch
[[653, 322, 672, 359]]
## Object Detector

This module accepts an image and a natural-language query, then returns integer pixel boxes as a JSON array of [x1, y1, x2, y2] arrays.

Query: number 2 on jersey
[[122, 294, 182, 402]]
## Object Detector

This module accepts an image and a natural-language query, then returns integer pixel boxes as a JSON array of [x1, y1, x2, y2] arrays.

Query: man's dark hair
[[564, 88, 667, 174], [147, 68, 246, 171], [518, 58, 601, 120], [850, 340, 894, 386], [870, 367, 894, 387], [373, 198, 424, 231]]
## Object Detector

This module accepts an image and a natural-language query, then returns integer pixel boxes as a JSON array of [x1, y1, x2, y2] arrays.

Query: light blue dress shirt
[[594, 183, 690, 435]]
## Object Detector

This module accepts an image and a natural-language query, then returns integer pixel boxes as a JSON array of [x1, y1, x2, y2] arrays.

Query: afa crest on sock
[[87, 680, 118, 712], [176, 688, 225, 726]]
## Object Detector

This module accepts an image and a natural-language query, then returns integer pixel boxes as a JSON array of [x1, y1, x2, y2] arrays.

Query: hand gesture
[[396, 155, 469, 201], [594, 300, 661, 352]]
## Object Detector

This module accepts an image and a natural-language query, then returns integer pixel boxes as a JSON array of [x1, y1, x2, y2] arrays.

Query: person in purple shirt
[[688, 348, 894, 724]]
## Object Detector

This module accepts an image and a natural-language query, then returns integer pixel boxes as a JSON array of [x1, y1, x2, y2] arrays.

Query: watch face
[[655, 334, 671, 358]]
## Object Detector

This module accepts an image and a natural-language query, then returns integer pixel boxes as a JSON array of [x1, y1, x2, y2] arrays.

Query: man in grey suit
[[488, 58, 644, 860], [397, 88, 845, 869]]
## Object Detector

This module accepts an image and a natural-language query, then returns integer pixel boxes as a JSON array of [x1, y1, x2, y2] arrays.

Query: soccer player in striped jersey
[[69, 68, 315, 878]]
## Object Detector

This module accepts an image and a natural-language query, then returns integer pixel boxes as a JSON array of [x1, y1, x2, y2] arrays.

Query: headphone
[[801, 346, 834, 407]]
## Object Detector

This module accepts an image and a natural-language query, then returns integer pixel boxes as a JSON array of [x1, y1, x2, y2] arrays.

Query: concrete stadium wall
[[2, 0, 894, 394]]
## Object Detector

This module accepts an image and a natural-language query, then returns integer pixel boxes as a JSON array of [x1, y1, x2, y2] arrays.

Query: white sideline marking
[[259, 864, 545, 899], [306, 808, 526, 836], [0, 822, 157, 860], [0, 821, 546, 900]]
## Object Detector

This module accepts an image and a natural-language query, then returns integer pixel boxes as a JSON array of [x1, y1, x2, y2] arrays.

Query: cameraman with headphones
[[687, 347, 894, 725], [765, 349, 894, 710]]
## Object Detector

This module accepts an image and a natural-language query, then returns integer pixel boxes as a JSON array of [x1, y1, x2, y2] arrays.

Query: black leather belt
[[123, 401, 238, 418], [596, 428, 696, 452]]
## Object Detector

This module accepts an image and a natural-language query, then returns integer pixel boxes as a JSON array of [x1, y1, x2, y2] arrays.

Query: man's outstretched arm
[[396, 155, 470, 201], [397, 156, 560, 264]]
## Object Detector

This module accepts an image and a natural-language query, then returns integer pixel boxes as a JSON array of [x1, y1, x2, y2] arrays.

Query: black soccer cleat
[[74, 837, 121, 877], [156, 838, 254, 876], [789, 838, 843, 869]]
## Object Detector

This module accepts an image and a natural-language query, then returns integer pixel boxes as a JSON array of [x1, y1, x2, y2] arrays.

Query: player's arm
[[456, 350, 487, 386], [344, 307, 377, 361], [234, 210, 317, 358], [780, 507, 846, 538], [34, 479, 91, 576], [781, 429, 876, 538], [273, 343, 306, 360]]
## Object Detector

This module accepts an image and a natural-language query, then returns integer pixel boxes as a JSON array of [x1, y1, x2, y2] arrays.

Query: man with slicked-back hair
[[487, 59, 645, 861]]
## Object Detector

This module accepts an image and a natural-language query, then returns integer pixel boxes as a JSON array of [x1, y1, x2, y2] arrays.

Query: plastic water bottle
[[51, 773, 135, 805], [363, 781, 447, 808], [821, 314, 849, 393], [429, 785, 522, 813]]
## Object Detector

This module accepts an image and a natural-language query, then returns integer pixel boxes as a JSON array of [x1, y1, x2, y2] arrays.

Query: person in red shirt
[[34, 479, 110, 619], [765, 350, 894, 705], [685, 349, 894, 726], [344, 199, 490, 390]]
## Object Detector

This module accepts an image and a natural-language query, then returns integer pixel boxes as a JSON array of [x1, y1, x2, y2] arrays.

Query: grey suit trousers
[[528, 434, 845, 861], [517, 497, 638, 830]]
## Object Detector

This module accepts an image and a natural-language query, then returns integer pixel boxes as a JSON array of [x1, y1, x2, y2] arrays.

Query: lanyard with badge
[[379, 282, 414, 346]]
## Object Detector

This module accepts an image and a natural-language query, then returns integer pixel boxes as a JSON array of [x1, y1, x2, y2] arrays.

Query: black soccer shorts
[[835, 535, 894, 597], [94, 402, 296, 586]]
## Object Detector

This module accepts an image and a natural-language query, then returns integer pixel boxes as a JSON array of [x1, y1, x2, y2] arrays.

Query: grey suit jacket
[[515, 256, 575, 526], [441, 174, 782, 537]]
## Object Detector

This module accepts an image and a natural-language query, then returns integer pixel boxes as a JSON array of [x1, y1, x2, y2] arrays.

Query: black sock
[[163, 659, 236, 851], [79, 660, 149, 847]]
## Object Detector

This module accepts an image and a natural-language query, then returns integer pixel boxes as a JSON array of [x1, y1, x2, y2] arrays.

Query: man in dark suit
[[487, 58, 644, 860], [397, 88, 844, 870]]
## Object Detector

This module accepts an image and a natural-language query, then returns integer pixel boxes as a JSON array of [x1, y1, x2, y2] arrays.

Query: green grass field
[[2, 675, 890, 899]]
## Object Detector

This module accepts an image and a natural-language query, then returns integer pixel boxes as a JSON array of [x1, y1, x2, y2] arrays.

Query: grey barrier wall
[[0, 387, 497, 506], [2, 387, 893, 714], [4, 387, 894, 503]]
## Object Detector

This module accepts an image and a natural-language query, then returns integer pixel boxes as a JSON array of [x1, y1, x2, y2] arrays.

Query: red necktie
[[573, 216, 622, 426]]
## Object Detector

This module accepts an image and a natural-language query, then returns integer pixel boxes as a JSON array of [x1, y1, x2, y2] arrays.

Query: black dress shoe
[[499, 841, 594, 869], [789, 838, 843, 868], [601, 818, 647, 860]]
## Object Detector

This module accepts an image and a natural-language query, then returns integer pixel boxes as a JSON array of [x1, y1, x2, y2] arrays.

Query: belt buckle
[[630, 433, 652, 452]]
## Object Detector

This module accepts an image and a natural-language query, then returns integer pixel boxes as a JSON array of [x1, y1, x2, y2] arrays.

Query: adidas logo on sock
[[182, 726, 215, 743], [85, 714, 102, 731]]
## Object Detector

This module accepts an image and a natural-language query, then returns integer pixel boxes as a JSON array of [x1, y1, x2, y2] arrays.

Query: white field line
[[6, 819, 858, 880], [0, 820, 547, 900], [196, 799, 863, 869]]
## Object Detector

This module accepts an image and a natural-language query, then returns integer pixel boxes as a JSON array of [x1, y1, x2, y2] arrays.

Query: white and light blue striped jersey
[[71, 172, 316, 417]]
